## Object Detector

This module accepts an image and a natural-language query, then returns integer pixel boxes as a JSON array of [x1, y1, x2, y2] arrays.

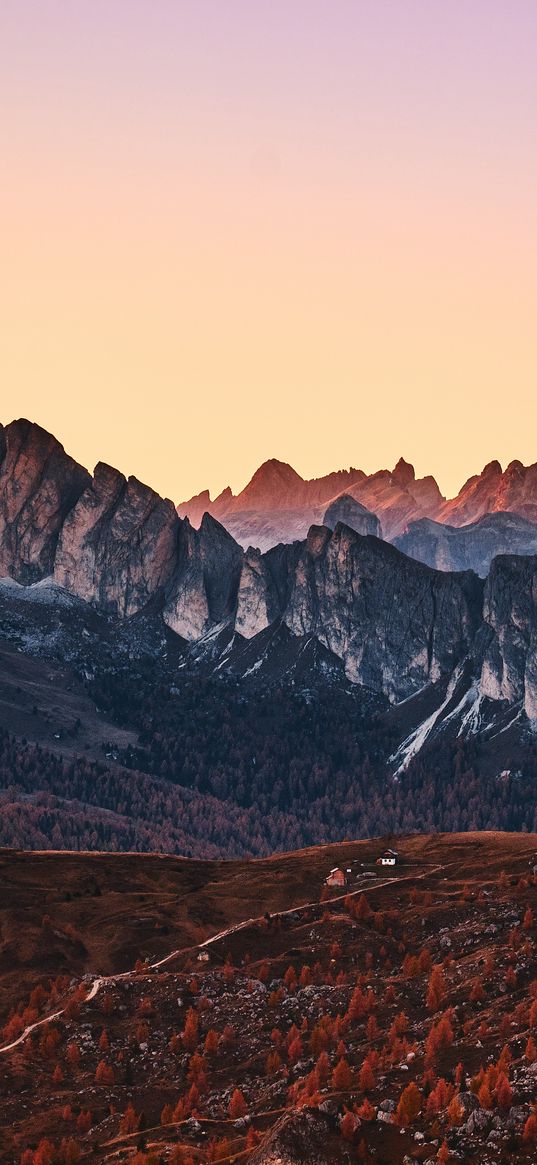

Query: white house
[[377, 848, 399, 867]]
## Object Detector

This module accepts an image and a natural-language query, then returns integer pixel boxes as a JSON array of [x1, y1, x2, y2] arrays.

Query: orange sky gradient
[[1, 1, 536, 503]]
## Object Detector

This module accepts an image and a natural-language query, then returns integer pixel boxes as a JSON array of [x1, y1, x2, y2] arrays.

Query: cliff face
[[323, 493, 382, 539], [481, 555, 537, 719], [163, 513, 243, 640], [0, 420, 91, 583], [0, 421, 243, 633], [235, 542, 301, 640], [236, 523, 483, 701], [54, 463, 179, 617]]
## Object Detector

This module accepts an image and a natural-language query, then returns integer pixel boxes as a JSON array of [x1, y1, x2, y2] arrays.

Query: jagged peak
[[199, 510, 241, 546], [184, 488, 212, 505], [3, 417, 77, 462], [93, 461, 126, 487], [392, 457, 416, 486], [7, 417, 59, 440], [243, 458, 304, 489], [482, 459, 503, 477], [232, 458, 307, 513], [213, 485, 233, 505], [126, 474, 169, 499], [305, 524, 332, 556]]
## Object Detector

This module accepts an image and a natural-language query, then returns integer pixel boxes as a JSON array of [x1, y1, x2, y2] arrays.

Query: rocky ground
[[1, 833, 536, 1165]]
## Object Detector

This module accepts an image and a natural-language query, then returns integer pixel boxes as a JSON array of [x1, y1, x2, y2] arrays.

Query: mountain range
[[0, 418, 536, 794], [178, 451, 537, 555]]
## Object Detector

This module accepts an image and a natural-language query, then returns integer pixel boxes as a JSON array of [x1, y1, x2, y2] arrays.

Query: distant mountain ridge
[[178, 451, 537, 553], [178, 454, 444, 544]]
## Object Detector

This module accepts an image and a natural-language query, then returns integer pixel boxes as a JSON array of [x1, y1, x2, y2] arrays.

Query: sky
[[1, 1, 536, 503]]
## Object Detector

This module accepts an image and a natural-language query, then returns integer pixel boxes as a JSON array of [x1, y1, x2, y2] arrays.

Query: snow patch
[[390, 666, 465, 776]]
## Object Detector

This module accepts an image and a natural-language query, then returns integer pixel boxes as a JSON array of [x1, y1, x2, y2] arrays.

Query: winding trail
[[0, 863, 443, 1056], [0, 1007, 66, 1054]]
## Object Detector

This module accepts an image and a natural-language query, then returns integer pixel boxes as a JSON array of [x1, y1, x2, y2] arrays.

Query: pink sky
[[1, 1, 536, 501]]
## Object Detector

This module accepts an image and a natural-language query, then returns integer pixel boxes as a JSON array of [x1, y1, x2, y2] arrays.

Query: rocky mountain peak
[[235, 520, 483, 700], [392, 456, 416, 486], [0, 418, 91, 583], [212, 485, 234, 514], [505, 459, 524, 478], [482, 459, 503, 477], [234, 458, 305, 511], [305, 524, 332, 557], [199, 510, 238, 543]]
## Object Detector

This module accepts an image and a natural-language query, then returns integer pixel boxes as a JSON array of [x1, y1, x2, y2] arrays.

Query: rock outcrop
[[395, 512, 537, 577], [480, 554, 537, 719], [236, 523, 483, 700], [235, 542, 301, 640], [323, 493, 381, 538], [164, 513, 243, 640], [248, 1109, 340, 1165], [0, 419, 90, 583], [54, 463, 179, 617]]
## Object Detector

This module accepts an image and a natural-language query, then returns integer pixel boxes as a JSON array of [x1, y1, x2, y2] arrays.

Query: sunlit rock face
[[0, 419, 90, 583], [179, 455, 537, 554], [481, 554, 537, 720], [164, 513, 243, 640], [54, 462, 179, 617], [178, 456, 445, 548], [438, 458, 537, 527], [237, 522, 483, 701]]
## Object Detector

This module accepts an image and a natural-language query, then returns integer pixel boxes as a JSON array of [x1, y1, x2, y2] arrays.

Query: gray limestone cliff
[[164, 513, 243, 640], [54, 462, 179, 617], [480, 554, 537, 719], [236, 523, 483, 701]]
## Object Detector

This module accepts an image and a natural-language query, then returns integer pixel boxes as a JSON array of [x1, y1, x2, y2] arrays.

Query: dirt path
[[0, 1007, 66, 1054]]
